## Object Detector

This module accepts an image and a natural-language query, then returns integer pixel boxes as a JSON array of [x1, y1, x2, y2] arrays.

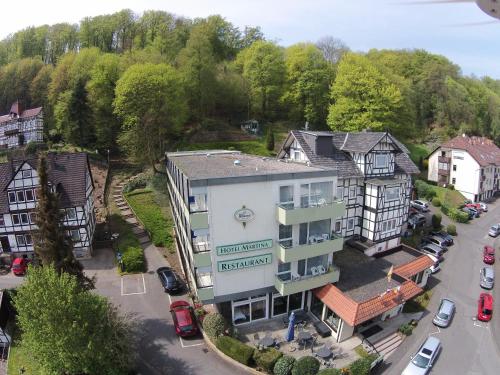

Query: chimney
[[315, 135, 334, 157]]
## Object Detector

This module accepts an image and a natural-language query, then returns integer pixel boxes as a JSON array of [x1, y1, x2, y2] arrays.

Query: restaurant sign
[[216, 239, 273, 256], [218, 253, 272, 272]]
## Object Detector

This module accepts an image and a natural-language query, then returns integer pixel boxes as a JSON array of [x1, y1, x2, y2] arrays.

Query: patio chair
[[317, 265, 326, 274], [311, 267, 319, 276]]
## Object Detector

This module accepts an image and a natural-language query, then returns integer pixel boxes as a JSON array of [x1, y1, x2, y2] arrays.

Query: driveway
[[378, 200, 500, 374], [83, 245, 245, 375]]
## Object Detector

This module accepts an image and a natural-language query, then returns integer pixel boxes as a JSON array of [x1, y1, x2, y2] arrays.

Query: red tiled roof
[[441, 135, 500, 167], [314, 280, 423, 326], [393, 255, 434, 279], [0, 106, 42, 124]]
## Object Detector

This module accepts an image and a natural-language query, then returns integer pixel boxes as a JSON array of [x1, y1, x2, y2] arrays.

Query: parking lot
[[380, 200, 500, 374]]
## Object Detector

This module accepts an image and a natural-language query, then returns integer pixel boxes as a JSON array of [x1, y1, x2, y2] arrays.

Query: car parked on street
[[488, 224, 500, 237], [420, 243, 444, 261], [427, 254, 441, 273], [170, 300, 199, 337], [402, 336, 441, 375], [410, 200, 429, 212], [479, 202, 488, 212], [157, 267, 181, 293], [422, 236, 448, 252], [483, 246, 495, 265], [477, 293, 493, 322], [480, 266, 495, 289], [11, 257, 29, 276], [430, 231, 454, 246], [432, 298, 455, 328]]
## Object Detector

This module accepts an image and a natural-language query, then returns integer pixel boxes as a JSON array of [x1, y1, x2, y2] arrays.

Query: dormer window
[[375, 154, 388, 168]]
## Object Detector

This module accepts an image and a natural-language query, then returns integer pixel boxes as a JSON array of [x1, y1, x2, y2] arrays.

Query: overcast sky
[[3, 0, 500, 78]]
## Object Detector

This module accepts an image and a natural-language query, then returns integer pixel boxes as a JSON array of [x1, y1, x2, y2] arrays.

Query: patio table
[[258, 336, 275, 348], [316, 346, 332, 359], [297, 331, 312, 342]]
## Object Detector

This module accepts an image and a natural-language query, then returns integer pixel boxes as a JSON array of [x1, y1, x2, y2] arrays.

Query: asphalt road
[[379, 201, 500, 375]]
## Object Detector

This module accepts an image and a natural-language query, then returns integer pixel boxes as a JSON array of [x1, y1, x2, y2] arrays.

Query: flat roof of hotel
[[166, 150, 337, 185]]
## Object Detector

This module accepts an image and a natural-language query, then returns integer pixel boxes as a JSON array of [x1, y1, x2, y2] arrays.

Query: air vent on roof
[[234, 160, 241, 166]]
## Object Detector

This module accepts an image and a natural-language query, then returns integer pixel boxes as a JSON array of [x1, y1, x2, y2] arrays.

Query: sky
[[2, 0, 500, 78]]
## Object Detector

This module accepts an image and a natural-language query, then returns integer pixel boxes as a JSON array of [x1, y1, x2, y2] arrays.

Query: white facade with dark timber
[[165, 150, 346, 326], [278, 131, 419, 256], [0, 101, 43, 149], [0, 153, 95, 259]]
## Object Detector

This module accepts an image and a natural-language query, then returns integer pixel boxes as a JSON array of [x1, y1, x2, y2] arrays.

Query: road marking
[[429, 327, 441, 336], [472, 317, 490, 329], [179, 338, 205, 348], [121, 274, 146, 296]]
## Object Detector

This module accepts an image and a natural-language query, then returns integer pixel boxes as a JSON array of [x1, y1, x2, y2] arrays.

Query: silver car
[[480, 267, 494, 289], [402, 336, 441, 375], [432, 298, 455, 327], [488, 224, 500, 237], [420, 243, 443, 261], [423, 236, 448, 252], [411, 200, 429, 212]]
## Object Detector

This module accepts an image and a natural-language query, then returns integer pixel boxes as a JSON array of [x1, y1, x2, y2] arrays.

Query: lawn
[[434, 186, 465, 208], [125, 189, 175, 252], [8, 334, 43, 374], [179, 140, 274, 157], [405, 143, 429, 165]]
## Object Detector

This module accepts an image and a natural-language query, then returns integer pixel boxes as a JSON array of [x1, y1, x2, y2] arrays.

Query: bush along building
[[0, 101, 43, 149], [427, 134, 500, 202], [0, 153, 95, 260]]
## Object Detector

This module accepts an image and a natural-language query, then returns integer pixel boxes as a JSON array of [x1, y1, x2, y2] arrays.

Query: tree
[[316, 36, 350, 65], [266, 126, 275, 151], [236, 41, 285, 119], [283, 43, 332, 127], [327, 53, 403, 132], [34, 154, 93, 290], [114, 63, 188, 169], [13, 265, 135, 375]]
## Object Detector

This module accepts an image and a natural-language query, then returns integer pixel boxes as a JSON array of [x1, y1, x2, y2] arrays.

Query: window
[[20, 213, 29, 225], [335, 220, 342, 233], [0, 216, 3, 226], [70, 230, 81, 242], [298, 254, 328, 276], [385, 187, 400, 201], [336, 186, 343, 200], [12, 214, 20, 225], [299, 219, 331, 245], [279, 186, 294, 209], [293, 151, 301, 160], [8, 192, 16, 203], [452, 178, 456, 184], [441, 151, 446, 157], [300, 182, 333, 208], [16, 235, 26, 246], [381, 219, 397, 233], [25, 234, 32, 245], [375, 154, 388, 168], [25, 189, 34, 201], [22, 170, 31, 178], [453, 165, 457, 171], [347, 218, 354, 230], [16, 191, 25, 202], [349, 186, 356, 199], [66, 208, 77, 220], [277, 261, 291, 281], [279, 224, 293, 248]]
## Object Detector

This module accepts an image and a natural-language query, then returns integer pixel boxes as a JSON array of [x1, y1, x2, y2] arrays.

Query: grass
[[405, 143, 429, 165], [434, 186, 465, 208], [125, 189, 175, 252], [403, 289, 434, 313], [354, 345, 371, 359], [8, 333, 43, 374], [179, 140, 274, 157], [108, 213, 140, 251]]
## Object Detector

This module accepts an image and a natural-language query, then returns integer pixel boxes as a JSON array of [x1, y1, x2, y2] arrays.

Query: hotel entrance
[[232, 294, 268, 325]]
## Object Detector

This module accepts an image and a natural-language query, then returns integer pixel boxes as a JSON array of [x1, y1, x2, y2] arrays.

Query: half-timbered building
[[278, 130, 419, 256], [0, 101, 43, 149], [0, 152, 95, 259]]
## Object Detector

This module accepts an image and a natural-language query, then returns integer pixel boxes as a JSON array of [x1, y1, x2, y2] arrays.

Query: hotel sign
[[216, 239, 273, 256], [218, 253, 272, 272]]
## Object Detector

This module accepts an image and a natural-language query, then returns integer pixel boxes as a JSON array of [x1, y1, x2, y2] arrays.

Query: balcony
[[274, 265, 340, 296], [196, 270, 214, 302], [276, 235, 343, 263], [190, 211, 208, 230], [438, 156, 450, 164], [437, 169, 449, 176], [276, 201, 345, 226]]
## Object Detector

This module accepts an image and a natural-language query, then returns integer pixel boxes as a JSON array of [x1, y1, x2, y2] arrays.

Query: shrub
[[440, 203, 450, 216], [447, 184, 455, 190], [274, 355, 296, 375], [203, 313, 225, 339], [447, 224, 457, 236], [253, 348, 283, 373], [398, 323, 414, 336], [121, 247, 145, 272], [431, 197, 441, 207], [317, 369, 342, 375], [423, 159, 429, 169], [291, 356, 320, 375], [415, 180, 437, 200], [448, 208, 469, 223], [216, 336, 254, 366], [123, 173, 150, 193], [349, 355, 377, 375], [431, 213, 442, 229]]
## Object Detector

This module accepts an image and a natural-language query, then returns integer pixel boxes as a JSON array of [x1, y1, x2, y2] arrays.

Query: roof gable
[[439, 135, 500, 167]]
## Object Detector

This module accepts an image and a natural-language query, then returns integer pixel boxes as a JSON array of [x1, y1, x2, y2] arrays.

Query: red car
[[11, 257, 29, 276], [170, 300, 198, 337], [483, 246, 495, 264], [465, 203, 482, 212], [477, 293, 493, 322]]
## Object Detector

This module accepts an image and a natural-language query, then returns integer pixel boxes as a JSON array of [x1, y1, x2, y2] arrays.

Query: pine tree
[[266, 126, 275, 151], [33, 154, 94, 289]]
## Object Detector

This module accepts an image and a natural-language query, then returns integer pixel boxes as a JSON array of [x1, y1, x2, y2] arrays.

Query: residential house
[[0, 101, 43, 149]]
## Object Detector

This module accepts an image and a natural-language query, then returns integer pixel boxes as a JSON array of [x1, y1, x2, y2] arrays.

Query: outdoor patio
[[236, 314, 362, 370]]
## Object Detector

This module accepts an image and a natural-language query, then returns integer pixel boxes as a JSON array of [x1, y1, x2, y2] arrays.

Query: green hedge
[[317, 369, 341, 375], [274, 355, 296, 375], [448, 208, 469, 223], [216, 336, 255, 366], [291, 356, 320, 375], [253, 348, 283, 373], [121, 246, 145, 272], [349, 355, 377, 375], [447, 224, 457, 236], [431, 213, 442, 229], [431, 197, 441, 207], [203, 313, 225, 339], [414, 180, 436, 200]]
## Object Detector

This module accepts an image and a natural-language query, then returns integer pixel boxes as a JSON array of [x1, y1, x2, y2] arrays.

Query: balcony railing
[[277, 234, 343, 262], [438, 156, 451, 163], [438, 169, 449, 176], [276, 200, 345, 226], [275, 265, 340, 296]]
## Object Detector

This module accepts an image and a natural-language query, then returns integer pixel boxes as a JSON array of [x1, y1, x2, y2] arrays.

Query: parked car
[[432, 298, 455, 328], [408, 213, 426, 228], [480, 266, 495, 289], [477, 293, 493, 322], [461, 207, 475, 219], [483, 246, 495, 265], [169, 300, 199, 337], [465, 203, 482, 212], [467, 207, 480, 217], [420, 243, 444, 261], [422, 236, 448, 252], [411, 200, 429, 212], [426, 254, 440, 274], [488, 224, 500, 237], [157, 267, 181, 293], [11, 257, 30, 276], [402, 336, 441, 375], [479, 202, 488, 212], [430, 231, 454, 246]]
